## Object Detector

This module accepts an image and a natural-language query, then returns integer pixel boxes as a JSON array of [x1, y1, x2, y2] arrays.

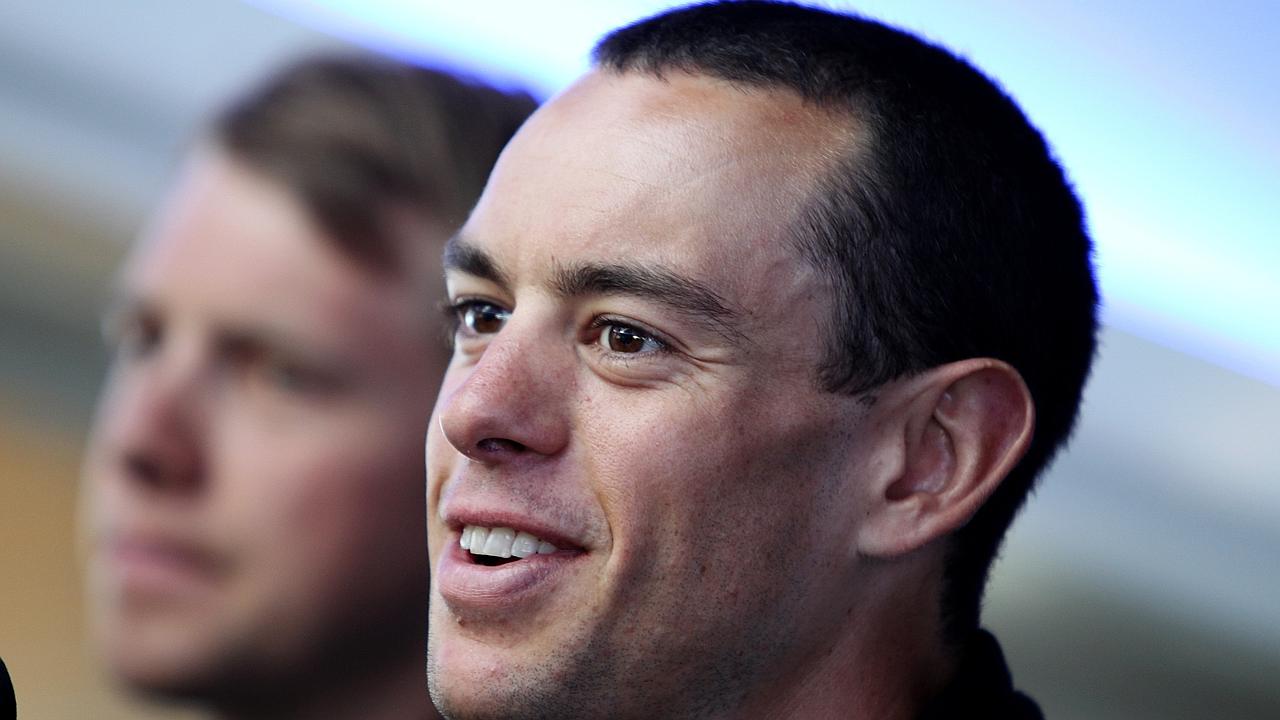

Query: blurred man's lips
[[105, 535, 222, 598]]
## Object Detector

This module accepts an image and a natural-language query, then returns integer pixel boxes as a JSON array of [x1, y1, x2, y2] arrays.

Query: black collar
[[917, 629, 1043, 720]]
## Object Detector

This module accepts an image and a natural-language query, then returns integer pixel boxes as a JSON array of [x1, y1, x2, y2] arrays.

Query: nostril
[[124, 453, 168, 488], [122, 447, 199, 490], [476, 438, 526, 454]]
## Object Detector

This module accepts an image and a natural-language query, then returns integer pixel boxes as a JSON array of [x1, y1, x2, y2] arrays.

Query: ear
[[856, 359, 1035, 558]]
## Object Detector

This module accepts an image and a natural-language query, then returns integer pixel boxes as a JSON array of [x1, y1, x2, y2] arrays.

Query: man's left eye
[[598, 323, 665, 354], [257, 358, 339, 396], [265, 362, 313, 391]]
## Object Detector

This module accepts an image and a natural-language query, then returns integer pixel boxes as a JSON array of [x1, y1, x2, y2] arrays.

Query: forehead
[[123, 149, 426, 353], [463, 71, 852, 301]]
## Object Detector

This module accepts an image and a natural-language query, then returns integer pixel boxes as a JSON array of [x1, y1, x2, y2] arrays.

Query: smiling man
[[80, 56, 534, 719], [425, 3, 1097, 719]]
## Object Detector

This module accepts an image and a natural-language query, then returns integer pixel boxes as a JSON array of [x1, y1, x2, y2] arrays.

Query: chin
[[97, 612, 231, 701], [109, 652, 219, 703], [429, 676, 530, 720], [428, 631, 520, 719], [428, 627, 605, 720]]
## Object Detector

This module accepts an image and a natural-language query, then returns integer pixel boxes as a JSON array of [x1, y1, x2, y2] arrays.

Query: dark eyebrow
[[443, 232, 510, 289], [444, 233, 745, 343], [552, 261, 745, 343]]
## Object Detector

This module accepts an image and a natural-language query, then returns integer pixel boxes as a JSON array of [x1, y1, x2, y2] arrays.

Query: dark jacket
[[918, 630, 1043, 719]]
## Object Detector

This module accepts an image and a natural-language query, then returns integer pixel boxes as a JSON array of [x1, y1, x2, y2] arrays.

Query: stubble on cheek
[[573, 413, 828, 717]]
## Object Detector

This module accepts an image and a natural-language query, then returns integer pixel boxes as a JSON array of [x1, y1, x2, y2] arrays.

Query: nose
[[94, 348, 207, 494], [437, 322, 571, 464]]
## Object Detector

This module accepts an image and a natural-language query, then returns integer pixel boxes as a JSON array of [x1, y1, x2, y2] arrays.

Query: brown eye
[[459, 302, 509, 335], [599, 323, 663, 354]]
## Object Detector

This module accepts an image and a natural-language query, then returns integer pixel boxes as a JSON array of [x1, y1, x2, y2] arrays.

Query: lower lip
[[435, 535, 581, 615], [108, 542, 218, 598]]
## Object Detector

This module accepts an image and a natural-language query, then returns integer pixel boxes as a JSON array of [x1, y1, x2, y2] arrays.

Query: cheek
[[584, 385, 849, 560], [216, 416, 428, 590], [81, 372, 137, 491], [582, 393, 765, 537], [424, 400, 456, 508], [581, 390, 848, 657], [425, 393, 453, 476]]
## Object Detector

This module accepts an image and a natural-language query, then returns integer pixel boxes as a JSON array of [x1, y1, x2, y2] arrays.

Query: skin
[[426, 70, 1035, 720], [81, 147, 445, 720]]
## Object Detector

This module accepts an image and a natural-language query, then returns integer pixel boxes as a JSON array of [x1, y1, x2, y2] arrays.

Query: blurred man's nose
[[101, 343, 208, 494]]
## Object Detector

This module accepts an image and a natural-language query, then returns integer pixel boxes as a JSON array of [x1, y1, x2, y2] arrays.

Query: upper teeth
[[460, 525, 557, 559]]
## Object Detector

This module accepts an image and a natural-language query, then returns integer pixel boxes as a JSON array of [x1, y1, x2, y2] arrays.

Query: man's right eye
[[103, 311, 162, 360], [452, 300, 510, 336]]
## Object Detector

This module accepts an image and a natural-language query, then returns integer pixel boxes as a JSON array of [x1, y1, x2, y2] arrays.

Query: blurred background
[[0, 1, 1275, 718]]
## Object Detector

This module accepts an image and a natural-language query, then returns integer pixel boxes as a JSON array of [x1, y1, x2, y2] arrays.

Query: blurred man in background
[[80, 54, 535, 719]]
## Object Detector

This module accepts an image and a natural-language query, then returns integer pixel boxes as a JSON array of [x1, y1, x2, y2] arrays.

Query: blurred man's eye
[[220, 334, 342, 399], [262, 360, 308, 391], [258, 359, 337, 395], [102, 310, 162, 361], [235, 344, 346, 398]]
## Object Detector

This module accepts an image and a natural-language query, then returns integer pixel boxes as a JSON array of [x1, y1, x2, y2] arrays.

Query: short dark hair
[[595, 1, 1098, 638], [213, 53, 538, 272]]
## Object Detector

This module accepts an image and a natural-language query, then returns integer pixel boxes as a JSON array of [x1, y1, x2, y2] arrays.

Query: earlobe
[[858, 359, 1034, 558]]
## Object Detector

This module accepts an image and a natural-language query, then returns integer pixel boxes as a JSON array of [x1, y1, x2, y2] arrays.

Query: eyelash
[[587, 315, 670, 356], [446, 299, 672, 357], [445, 299, 509, 338]]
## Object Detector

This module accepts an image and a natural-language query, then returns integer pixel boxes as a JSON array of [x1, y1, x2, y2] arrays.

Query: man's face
[[81, 148, 443, 696], [427, 71, 877, 719]]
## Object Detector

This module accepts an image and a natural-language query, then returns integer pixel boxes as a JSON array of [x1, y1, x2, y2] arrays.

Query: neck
[[207, 638, 437, 720], [736, 555, 955, 720]]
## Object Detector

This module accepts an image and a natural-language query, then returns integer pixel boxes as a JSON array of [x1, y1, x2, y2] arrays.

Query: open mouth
[[436, 520, 587, 612], [460, 525, 559, 567]]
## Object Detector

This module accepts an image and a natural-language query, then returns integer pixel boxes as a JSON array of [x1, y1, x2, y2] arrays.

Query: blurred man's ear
[[855, 358, 1035, 558]]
